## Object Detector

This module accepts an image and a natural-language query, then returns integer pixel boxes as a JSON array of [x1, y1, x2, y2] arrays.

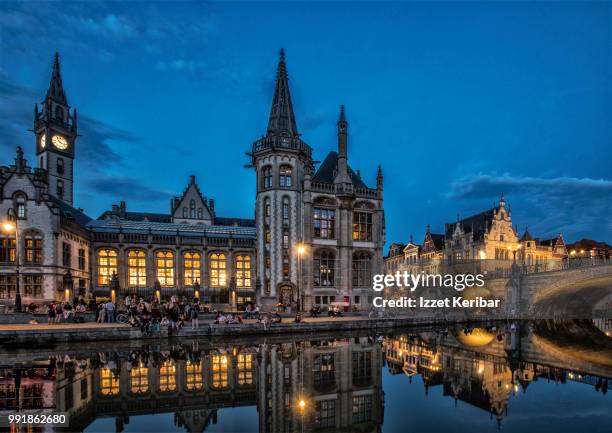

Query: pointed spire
[[335, 104, 350, 184], [426, 224, 431, 235], [499, 192, 505, 208], [45, 52, 67, 105], [377, 165, 383, 189], [267, 48, 298, 137]]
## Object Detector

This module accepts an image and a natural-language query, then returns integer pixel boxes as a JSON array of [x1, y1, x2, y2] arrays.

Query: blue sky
[[1, 1, 611, 246]]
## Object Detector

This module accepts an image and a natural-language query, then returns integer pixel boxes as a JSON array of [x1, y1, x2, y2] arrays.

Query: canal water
[[0, 320, 610, 432]]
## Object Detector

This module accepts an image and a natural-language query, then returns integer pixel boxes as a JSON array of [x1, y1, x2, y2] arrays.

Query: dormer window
[[189, 199, 196, 218], [15, 193, 26, 219]]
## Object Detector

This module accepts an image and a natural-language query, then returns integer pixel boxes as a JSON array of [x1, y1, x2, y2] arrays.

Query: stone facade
[[1, 51, 385, 310]]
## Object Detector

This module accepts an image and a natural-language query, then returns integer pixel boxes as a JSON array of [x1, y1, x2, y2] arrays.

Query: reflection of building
[[0, 338, 384, 433], [1, 51, 385, 311]]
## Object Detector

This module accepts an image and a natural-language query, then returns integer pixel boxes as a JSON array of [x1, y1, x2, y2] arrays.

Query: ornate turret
[[377, 165, 384, 191]]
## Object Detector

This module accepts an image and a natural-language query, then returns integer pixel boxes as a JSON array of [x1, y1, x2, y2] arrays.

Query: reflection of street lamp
[[2, 210, 20, 312], [296, 244, 306, 312], [63, 270, 73, 303]]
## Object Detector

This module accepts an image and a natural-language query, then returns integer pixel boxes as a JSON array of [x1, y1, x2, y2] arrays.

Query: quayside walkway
[[0, 314, 483, 345]]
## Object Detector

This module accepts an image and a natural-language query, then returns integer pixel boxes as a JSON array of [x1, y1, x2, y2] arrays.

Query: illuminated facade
[[0, 51, 385, 309]]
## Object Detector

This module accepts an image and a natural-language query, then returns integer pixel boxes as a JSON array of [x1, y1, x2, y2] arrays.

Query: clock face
[[51, 134, 68, 150], [39, 134, 46, 148]]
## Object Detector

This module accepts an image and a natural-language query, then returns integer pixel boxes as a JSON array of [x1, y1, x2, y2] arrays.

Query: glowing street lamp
[[296, 243, 306, 312], [3, 208, 21, 311]]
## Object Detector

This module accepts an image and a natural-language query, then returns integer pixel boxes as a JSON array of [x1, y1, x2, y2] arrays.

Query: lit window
[[185, 361, 203, 391], [353, 212, 372, 241], [183, 252, 201, 286], [236, 255, 251, 288], [211, 355, 229, 388], [156, 251, 174, 287], [128, 250, 147, 287], [264, 197, 271, 217], [0, 237, 16, 263], [209, 253, 226, 287], [159, 361, 176, 393], [314, 250, 335, 287], [24, 235, 42, 264], [0, 275, 16, 299], [130, 366, 149, 394], [97, 249, 117, 286], [100, 368, 119, 396], [237, 354, 253, 385]]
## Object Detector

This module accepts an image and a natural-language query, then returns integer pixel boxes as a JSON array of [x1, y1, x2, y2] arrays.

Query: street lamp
[[2, 209, 20, 312], [296, 243, 306, 312]]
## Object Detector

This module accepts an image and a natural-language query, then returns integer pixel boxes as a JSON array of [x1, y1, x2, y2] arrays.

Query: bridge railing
[[519, 257, 612, 275]]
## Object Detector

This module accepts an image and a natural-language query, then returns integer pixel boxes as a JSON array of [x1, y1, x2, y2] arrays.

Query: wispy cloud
[[449, 174, 612, 241]]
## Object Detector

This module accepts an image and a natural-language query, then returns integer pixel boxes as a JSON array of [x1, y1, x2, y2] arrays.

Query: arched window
[[159, 361, 176, 393], [97, 249, 117, 286], [127, 250, 146, 287], [189, 199, 196, 218], [183, 251, 201, 286], [130, 366, 149, 394], [100, 368, 119, 396], [182, 207, 188, 218], [211, 354, 229, 388], [197, 207, 203, 219], [262, 166, 272, 189], [279, 165, 292, 187], [156, 251, 174, 287], [209, 253, 226, 287], [15, 193, 26, 219], [57, 158, 64, 175], [282, 197, 290, 223], [314, 250, 335, 287], [352, 252, 372, 287], [185, 361, 203, 391], [24, 232, 43, 264], [235, 255, 251, 288], [56, 180, 64, 199]]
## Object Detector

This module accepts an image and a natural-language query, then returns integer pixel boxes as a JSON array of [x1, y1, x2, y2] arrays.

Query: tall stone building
[[252, 50, 385, 311], [0, 50, 385, 310]]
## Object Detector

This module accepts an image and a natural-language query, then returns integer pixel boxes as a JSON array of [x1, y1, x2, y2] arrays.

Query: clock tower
[[34, 52, 78, 205]]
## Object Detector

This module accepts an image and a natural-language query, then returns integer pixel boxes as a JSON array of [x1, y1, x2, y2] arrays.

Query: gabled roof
[[171, 176, 213, 218], [445, 208, 499, 241], [520, 228, 534, 242], [312, 151, 369, 189]]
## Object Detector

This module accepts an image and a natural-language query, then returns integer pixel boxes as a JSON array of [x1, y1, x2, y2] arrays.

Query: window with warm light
[[237, 353, 253, 385], [209, 253, 227, 287], [0, 237, 16, 263], [156, 251, 175, 287], [211, 355, 229, 388], [24, 235, 42, 264], [128, 250, 147, 287], [97, 249, 117, 285], [235, 255, 251, 288], [183, 252, 201, 286], [185, 361, 203, 391], [353, 212, 373, 241], [159, 361, 176, 392], [100, 368, 119, 396], [130, 366, 149, 394]]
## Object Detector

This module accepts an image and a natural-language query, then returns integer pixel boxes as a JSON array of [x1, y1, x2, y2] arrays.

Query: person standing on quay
[[106, 300, 116, 323]]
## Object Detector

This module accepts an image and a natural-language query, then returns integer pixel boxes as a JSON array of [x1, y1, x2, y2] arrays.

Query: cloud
[[449, 174, 612, 241], [83, 175, 173, 202]]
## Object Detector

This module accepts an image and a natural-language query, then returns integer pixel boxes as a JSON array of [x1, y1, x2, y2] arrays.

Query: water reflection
[[0, 320, 610, 432]]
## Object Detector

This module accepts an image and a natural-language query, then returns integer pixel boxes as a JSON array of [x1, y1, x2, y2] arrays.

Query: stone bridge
[[500, 262, 612, 318]]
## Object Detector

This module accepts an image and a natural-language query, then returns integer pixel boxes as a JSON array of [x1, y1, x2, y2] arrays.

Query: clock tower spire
[[34, 52, 78, 206]]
